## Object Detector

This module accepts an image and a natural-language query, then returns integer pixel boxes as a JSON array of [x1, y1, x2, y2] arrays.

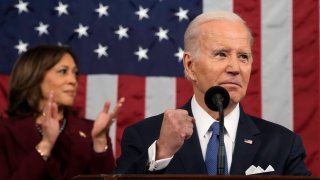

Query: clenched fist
[[156, 109, 194, 160]]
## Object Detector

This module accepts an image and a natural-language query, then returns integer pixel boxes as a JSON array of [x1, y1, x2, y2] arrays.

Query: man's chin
[[229, 94, 243, 105]]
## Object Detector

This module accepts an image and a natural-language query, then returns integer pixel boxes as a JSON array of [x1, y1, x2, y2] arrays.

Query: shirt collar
[[191, 95, 239, 143]]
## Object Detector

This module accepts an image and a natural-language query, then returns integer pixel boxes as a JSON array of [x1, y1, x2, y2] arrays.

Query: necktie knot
[[211, 122, 220, 136]]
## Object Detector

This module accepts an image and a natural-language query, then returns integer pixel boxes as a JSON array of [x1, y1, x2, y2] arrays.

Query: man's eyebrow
[[212, 48, 231, 52]]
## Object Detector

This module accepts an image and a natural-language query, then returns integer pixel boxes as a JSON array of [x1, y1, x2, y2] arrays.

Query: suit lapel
[[7, 116, 41, 151], [230, 107, 261, 175], [174, 127, 207, 173]]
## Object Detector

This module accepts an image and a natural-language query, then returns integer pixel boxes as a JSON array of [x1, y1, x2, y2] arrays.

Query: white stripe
[[86, 74, 118, 156], [145, 77, 176, 118], [203, 0, 233, 12], [261, 0, 293, 130]]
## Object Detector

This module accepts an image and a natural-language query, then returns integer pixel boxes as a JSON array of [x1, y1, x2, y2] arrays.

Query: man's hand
[[156, 109, 194, 160]]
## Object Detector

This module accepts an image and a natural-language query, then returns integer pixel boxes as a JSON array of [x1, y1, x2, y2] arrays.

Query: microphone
[[204, 86, 230, 175], [204, 86, 230, 112]]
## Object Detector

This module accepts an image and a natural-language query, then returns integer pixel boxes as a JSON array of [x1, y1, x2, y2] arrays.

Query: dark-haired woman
[[0, 45, 125, 179]]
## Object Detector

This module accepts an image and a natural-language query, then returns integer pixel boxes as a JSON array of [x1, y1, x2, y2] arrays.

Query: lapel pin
[[244, 139, 253, 144], [79, 131, 87, 138]]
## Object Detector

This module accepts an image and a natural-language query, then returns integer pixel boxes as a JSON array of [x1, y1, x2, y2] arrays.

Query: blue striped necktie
[[205, 122, 228, 175]]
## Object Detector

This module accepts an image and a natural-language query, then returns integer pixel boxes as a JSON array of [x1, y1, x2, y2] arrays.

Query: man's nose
[[226, 55, 240, 74]]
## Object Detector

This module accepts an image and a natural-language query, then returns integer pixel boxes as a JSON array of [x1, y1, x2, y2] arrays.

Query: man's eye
[[239, 54, 249, 61], [215, 52, 226, 58]]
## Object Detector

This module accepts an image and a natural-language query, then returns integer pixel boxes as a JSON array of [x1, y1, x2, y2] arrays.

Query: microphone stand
[[204, 86, 230, 175], [216, 96, 226, 175]]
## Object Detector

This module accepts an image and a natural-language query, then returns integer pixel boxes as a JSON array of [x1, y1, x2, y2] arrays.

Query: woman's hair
[[7, 45, 77, 117]]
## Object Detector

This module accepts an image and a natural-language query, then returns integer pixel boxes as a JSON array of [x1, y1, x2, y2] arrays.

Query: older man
[[114, 11, 310, 176]]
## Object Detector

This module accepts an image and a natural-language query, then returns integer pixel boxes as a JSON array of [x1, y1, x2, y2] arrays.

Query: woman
[[0, 45, 125, 179]]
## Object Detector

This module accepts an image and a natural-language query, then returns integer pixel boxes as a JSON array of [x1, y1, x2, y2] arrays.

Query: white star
[[135, 6, 149, 21], [94, 43, 108, 58], [134, 46, 148, 61], [74, 23, 89, 38], [155, 27, 169, 42], [15, 0, 29, 14], [174, 47, 184, 62], [34, 22, 49, 36], [14, 40, 28, 54], [115, 25, 129, 40], [57, 42, 69, 47], [55, 1, 69, 16], [175, 7, 189, 22], [95, 3, 109, 18]]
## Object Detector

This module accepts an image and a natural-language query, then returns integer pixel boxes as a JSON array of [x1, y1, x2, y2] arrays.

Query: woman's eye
[[58, 69, 68, 74]]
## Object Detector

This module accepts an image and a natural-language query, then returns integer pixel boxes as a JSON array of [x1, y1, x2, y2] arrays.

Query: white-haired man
[[114, 11, 310, 176]]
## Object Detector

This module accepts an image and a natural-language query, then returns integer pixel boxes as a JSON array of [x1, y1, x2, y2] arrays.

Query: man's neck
[[194, 94, 237, 120]]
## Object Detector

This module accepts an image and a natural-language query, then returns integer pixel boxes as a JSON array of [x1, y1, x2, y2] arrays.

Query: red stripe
[[293, 0, 319, 175], [74, 75, 87, 118], [234, 0, 262, 117], [176, 77, 193, 108], [0, 75, 9, 118], [116, 74, 146, 158]]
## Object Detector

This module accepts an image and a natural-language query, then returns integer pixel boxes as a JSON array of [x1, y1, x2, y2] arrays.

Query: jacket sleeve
[[89, 135, 116, 174], [0, 125, 54, 180], [114, 126, 151, 174], [284, 134, 311, 175]]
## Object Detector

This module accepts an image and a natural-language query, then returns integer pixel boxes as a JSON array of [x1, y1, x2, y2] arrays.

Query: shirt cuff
[[147, 140, 173, 171]]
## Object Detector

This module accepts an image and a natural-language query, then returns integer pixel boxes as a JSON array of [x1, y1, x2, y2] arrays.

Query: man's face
[[40, 53, 78, 108], [184, 20, 252, 107]]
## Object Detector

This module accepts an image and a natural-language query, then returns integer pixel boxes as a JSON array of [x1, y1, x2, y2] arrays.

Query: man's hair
[[7, 45, 77, 117], [184, 11, 253, 56]]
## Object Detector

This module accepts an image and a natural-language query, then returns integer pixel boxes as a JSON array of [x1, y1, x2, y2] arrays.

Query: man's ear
[[183, 52, 196, 81]]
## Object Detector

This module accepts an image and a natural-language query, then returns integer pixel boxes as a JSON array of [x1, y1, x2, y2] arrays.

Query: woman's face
[[40, 53, 78, 108]]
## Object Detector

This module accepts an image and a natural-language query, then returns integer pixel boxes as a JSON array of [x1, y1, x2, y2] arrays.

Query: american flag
[[0, 0, 319, 175]]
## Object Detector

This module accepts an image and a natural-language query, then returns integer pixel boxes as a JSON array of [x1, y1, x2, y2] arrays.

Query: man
[[114, 11, 311, 175]]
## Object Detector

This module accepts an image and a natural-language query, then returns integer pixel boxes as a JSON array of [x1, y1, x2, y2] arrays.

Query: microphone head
[[204, 86, 230, 111]]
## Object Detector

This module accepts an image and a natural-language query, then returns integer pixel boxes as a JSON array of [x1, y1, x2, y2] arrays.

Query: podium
[[73, 174, 320, 180]]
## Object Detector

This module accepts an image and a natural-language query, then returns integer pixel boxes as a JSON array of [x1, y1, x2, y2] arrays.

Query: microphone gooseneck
[[204, 86, 230, 175]]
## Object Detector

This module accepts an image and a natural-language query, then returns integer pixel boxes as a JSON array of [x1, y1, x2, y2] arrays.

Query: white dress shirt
[[148, 96, 240, 172]]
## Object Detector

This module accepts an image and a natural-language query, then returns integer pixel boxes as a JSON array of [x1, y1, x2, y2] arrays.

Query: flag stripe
[[261, 0, 293, 129], [0, 75, 9, 118], [74, 75, 87, 118], [116, 75, 145, 158], [176, 77, 193, 108], [146, 77, 176, 118], [203, 0, 233, 12], [234, 0, 262, 117], [293, 0, 320, 173]]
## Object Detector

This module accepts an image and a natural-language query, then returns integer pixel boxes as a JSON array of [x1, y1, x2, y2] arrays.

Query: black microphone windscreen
[[204, 86, 230, 111]]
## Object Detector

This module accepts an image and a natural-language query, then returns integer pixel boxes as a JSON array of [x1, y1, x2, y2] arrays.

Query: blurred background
[[0, 0, 319, 175]]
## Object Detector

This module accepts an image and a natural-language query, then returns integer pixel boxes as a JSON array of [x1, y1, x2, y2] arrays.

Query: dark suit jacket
[[0, 113, 115, 180], [114, 99, 311, 175]]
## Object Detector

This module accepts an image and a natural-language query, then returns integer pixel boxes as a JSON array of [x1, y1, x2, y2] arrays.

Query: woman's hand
[[36, 91, 60, 160], [91, 97, 125, 153]]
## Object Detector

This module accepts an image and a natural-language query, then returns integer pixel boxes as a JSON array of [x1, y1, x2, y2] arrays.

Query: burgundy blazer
[[0, 114, 115, 180]]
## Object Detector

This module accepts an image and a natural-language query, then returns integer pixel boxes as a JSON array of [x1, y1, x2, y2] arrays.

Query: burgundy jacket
[[0, 114, 115, 180]]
